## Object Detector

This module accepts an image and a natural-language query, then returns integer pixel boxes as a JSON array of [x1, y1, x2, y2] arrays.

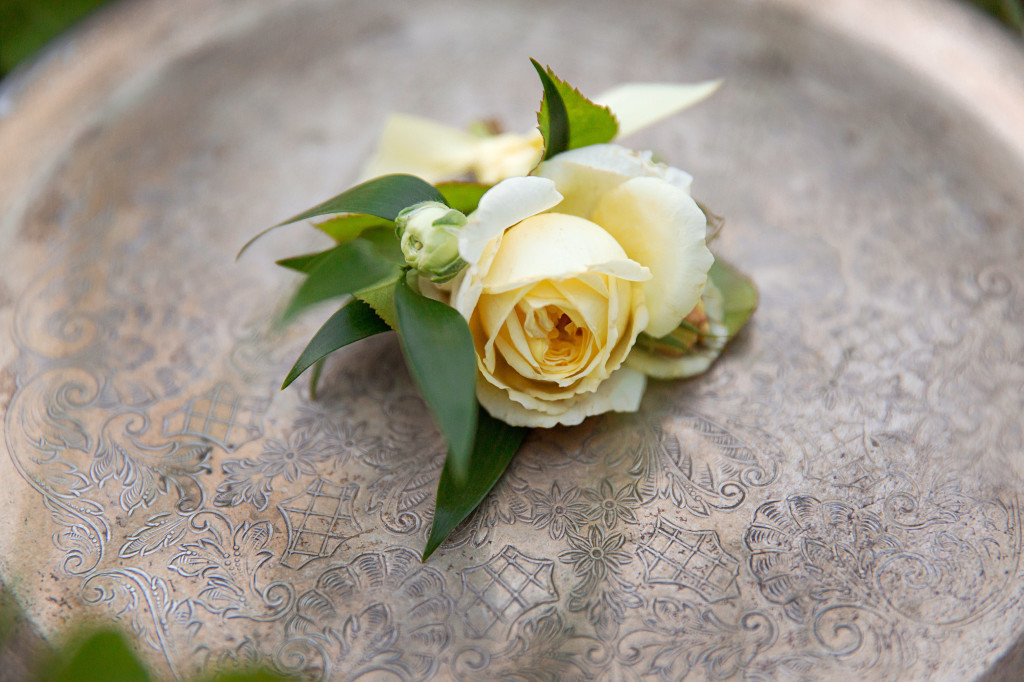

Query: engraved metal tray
[[2, 0, 1024, 679]]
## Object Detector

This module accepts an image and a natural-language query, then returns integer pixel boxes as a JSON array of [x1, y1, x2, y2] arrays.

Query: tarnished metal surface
[[2, 0, 1024, 679]]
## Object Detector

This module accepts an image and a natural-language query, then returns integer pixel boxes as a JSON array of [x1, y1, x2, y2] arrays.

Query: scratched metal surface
[[2, 0, 1024, 679]]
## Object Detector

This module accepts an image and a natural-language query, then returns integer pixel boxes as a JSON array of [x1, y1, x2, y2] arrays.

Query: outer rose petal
[[476, 365, 647, 428], [595, 81, 722, 139], [535, 144, 693, 218], [591, 177, 714, 337]]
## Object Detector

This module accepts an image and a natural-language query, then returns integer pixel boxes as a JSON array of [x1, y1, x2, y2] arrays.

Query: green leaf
[[276, 251, 330, 274], [393, 274, 478, 482], [276, 226, 402, 276], [532, 58, 569, 159], [239, 174, 445, 258], [424, 407, 528, 560], [532, 59, 618, 160], [436, 182, 490, 214], [357, 225, 405, 264], [282, 299, 390, 390], [315, 214, 391, 243], [708, 259, 758, 338], [354, 271, 401, 329], [281, 239, 396, 322], [51, 630, 150, 682]]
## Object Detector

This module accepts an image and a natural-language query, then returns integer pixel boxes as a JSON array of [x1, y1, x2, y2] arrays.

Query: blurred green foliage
[[0, 0, 110, 77]]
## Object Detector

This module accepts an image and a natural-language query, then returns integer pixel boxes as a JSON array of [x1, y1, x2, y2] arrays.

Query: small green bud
[[395, 201, 468, 282]]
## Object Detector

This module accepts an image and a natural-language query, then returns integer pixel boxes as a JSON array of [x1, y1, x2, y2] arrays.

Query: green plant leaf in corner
[[238, 174, 446, 258], [708, 259, 758, 338], [532, 59, 618, 159], [423, 407, 528, 560], [393, 273, 478, 482], [282, 299, 390, 390]]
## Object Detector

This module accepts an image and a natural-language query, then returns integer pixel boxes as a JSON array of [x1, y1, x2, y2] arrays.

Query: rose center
[[523, 305, 588, 368]]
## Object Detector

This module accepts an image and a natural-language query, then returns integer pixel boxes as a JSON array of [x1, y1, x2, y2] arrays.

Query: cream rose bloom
[[451, 146, 714, 427]]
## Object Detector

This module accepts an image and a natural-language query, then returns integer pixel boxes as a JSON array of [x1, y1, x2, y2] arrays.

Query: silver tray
[[2, 0, 1024, 679]]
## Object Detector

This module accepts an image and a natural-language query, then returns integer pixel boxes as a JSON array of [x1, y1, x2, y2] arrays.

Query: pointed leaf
[[282, 299, 391, 389], [239, 174, 445, 258], [436, 182, 490, 214], [708, 259, 758, 337], [393, 274, 477, 481], [281, 239, 397, 322], [533, 59, 618, 159], [532, 58, 569, 159], [424, 408, 528, 560], [276, 250, 330, 274]]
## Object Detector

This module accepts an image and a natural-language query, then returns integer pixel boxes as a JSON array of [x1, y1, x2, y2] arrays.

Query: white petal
[[481, 213, 649, 291], [535, 144, 693, 218], [358, 114, 479, 183], [458, 177, 563, 265], [595, 80, 722, 139], [591, 176, 713, 337], [476, 366, 647, 428]]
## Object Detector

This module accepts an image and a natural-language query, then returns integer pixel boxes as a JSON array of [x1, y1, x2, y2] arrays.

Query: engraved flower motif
[[527, 482, 589, 539], [324, 420, 381, 463], [559, 525, 633, 582], [257, 432, 328, 482], [582, 479, 640, 529]]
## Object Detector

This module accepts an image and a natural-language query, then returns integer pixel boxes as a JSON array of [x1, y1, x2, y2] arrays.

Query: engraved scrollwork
[[169, 512, 293, 622], [283, 547, 453, 681]]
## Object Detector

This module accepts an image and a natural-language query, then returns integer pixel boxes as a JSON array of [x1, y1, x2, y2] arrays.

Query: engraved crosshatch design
[[2, 0, 1024, 679], [278, 479, 361, 569], [638, 518, 741, 603], [458, 546, 558, 638], [162, 383, 264, 452]]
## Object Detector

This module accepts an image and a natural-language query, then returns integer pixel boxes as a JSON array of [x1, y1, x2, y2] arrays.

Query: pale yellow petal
[[359, 114, 479, 183], [592, 176, 713, 337], [595, 81, 722, 139], [477, 366, 647, 428], [535, 144, 694, 218], [458, 177, 563, 266], [482, 213, 649, 292]]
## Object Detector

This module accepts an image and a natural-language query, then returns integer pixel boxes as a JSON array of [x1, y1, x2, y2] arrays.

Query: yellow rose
[[452, 146, 714, 427]]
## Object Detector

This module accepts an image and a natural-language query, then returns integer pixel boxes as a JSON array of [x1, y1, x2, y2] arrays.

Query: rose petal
[[458, 177, 563, 265], [595, 81, 722, 139], [591, 176, 714, 337], [535, 144, 694, 217], [481, 213, 649, 291], [476, 366, 647, 428]]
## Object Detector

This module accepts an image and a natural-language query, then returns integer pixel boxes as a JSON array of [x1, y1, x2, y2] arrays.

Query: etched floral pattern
[[582, 478, 640, 529], [527, 482, 589, 540]]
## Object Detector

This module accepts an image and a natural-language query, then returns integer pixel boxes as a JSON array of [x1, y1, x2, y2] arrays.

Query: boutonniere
[[240, 60, 757, 559]]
